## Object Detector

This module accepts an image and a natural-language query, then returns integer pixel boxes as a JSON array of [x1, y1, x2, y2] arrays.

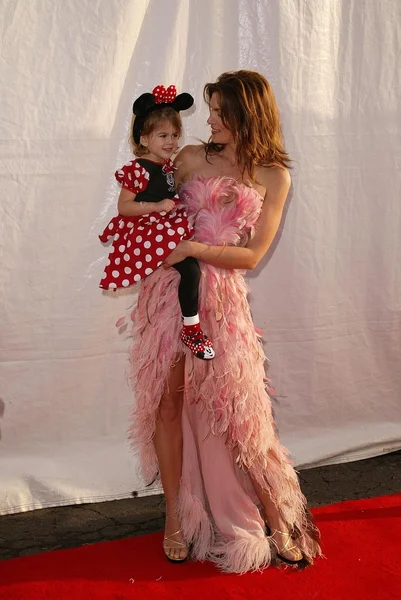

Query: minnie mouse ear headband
[[132, 85, 194, 144]]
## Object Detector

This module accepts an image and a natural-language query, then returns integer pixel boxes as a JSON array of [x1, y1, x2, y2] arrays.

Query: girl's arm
[[164, 166, 291, 270], [117, 188, 175, 217]]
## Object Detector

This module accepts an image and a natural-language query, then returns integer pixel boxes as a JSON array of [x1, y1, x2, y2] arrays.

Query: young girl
[[99, 85, 214, 360]]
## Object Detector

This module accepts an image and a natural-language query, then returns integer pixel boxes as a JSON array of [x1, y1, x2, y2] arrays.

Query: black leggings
[[173, 257, 200, 318]]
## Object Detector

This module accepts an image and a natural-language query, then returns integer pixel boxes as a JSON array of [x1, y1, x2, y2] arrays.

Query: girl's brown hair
[[203, 70, 290, 179], [130, 107, 182, 156]]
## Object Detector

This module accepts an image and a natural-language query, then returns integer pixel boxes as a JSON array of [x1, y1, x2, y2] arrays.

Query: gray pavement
[[0, 451, 400, 561]]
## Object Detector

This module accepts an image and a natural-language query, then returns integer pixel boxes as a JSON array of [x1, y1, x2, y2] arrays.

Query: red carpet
[[0, 493, 400, 600]]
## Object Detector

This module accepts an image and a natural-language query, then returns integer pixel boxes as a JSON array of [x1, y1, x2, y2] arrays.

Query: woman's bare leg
[[251, 477, 303, 562], [153, 356, 187, 560]]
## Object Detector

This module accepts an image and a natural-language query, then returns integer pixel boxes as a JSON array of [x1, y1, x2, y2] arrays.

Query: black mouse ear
[[133, 93, 156, 116], [171, 93, 194, 112]]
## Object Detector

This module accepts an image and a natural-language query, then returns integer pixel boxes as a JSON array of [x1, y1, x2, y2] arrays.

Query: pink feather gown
[[128, 175, 321, 573]]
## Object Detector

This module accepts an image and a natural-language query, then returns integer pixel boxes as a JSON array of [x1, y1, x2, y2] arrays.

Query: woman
[[129, 70, 321, 573]]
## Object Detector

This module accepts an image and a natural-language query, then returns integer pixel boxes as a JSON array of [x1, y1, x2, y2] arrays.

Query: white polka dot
[[106, 259, 111, 266], [177, 227, 185, 235], [112, 270, 119, 278], [115, 258, 121, 265], [176, 218, 182, 223], [136, 236, 142, 243], [156, 224, 164, 230], [127, 222, 134, 228], [119, 221, 125, 229], [119, 245, 126, 252], [134, 274, 141, 282], [145, 268, 153, 275], [102, 273, 107, 279], [109, 282, 117, 289], [122, 279, 130, 287], [134, 170, 140, 177], [108, 223, 113, 230], [155, 234, 163, 242], [164, 222, 171, 228], [135, 261, 142, 269], [167, 229, 175, 236], [145, 254, 152, 262], [144, 241, 151, 249], [149, 216, 156, 222], [124, 233, 128, 240], [168, 241, 177, 250], [110, 246, 115, 253], [124, 267, 132, 274], [157, 261, 163, 267], [127, 173, 132, 180], [138, 226, 144, 231], [134, 248, 141, 256], [127, 241, 131, 248], [124, 253, 130, 261], [156, 248, 164, 256], [114, 233, 120, 241]]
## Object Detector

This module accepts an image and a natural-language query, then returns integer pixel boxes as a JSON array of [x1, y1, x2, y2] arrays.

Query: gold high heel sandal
[[267, 526, 309, 569], [163, 529, 190, 564]]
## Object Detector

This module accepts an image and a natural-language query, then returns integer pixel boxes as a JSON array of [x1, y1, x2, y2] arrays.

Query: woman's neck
[[220, 143, 237, 166]]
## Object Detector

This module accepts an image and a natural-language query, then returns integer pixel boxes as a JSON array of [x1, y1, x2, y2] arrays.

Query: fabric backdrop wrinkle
[[0, 0, 400, 515]]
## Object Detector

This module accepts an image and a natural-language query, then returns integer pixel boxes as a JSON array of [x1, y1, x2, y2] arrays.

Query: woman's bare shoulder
[[256, 164, 291, 201], [175, 144, 204, 164], [174, 144, 205, 183]]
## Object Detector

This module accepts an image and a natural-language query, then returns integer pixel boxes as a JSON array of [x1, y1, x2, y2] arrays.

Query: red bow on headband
[[152, 85, 177, 104]]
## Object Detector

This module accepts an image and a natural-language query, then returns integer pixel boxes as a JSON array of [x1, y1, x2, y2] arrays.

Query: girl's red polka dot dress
[[99, 158, 192, 290]]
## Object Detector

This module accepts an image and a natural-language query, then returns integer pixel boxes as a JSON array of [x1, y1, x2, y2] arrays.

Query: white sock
[[183, 314, 200, 326]]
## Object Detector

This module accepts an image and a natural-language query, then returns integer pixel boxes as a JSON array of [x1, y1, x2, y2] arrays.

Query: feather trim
[[127, 176, 321, 569]]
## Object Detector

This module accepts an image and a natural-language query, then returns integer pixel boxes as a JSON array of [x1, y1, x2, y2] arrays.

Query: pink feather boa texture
[[127, 176, 321, 572]]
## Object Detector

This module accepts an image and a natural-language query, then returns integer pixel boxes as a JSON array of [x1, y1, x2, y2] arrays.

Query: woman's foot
[[163, 512, 190, 563], [271, 529, 303, 561], [266, 522, 308, 568]]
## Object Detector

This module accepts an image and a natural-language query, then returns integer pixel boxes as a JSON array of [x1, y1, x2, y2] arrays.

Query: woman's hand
[[163, 240, 192, 267]]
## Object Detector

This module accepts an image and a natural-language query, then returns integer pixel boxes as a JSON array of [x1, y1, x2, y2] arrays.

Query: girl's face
[[207, 92, 234, 145], [140, 121, 179, 162]]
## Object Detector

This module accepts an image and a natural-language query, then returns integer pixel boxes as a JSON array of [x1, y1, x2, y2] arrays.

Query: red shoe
[[180, 325, 215, 360]]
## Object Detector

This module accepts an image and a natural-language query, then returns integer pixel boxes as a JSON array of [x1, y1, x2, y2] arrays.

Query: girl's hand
[[157, 198, 176, 213], [164, 240, 191, 266]]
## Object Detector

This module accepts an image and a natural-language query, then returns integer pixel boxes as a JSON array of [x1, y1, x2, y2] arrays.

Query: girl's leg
[[153, 355, 188, 561], [173, 257, 200, 318], [251, 477, 304, 562], [173, 257, 215, 360]]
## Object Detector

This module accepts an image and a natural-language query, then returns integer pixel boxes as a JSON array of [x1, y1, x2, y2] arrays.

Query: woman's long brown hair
[[204, 70, 291, 179]]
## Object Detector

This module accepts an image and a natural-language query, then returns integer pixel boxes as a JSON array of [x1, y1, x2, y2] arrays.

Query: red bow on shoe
[[152, 85, 177, 104]]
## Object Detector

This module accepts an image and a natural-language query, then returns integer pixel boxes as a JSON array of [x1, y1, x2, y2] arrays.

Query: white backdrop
[[0, 0, 400, 515]]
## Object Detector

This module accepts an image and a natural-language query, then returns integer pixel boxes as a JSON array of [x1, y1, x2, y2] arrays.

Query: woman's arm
[[117, 188, 175, 217], [165, 166, 291, 270]]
